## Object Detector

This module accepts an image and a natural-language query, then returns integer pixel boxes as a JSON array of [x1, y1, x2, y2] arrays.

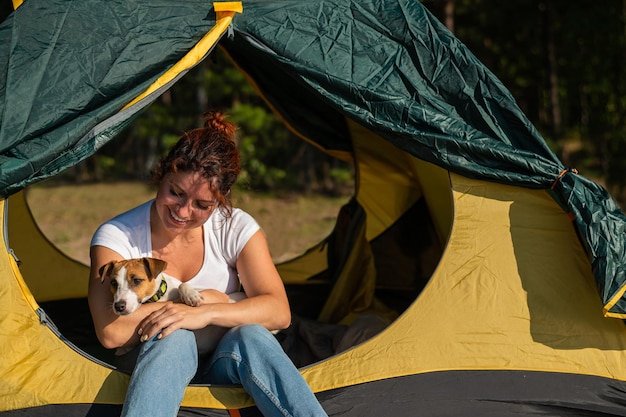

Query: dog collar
[[147, 278, 168, 303]]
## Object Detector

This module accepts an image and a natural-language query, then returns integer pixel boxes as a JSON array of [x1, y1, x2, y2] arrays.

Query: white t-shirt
[[90, 200, 260, 294]]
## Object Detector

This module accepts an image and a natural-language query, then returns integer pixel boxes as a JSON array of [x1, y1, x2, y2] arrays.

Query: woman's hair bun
[[202, 110, 237, 141]]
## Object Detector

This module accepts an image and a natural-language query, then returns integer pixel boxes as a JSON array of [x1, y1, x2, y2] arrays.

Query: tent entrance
[[7, 154, 450, 371], [268, 120, 452, 367]]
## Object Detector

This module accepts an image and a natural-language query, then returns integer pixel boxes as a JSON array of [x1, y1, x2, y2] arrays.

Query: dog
[[99, 257, 246, 355]]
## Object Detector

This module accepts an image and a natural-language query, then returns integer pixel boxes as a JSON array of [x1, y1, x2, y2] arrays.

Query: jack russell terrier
[[99, 257, 245, 356]]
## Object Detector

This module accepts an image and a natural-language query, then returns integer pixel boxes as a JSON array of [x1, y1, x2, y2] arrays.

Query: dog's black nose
[[114, 301, 126, 313]]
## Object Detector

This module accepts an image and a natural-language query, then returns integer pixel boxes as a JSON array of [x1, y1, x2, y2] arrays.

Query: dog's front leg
[[178, 283, 204, 307]]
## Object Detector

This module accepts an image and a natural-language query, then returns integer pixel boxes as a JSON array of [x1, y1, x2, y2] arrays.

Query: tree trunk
[[541, 0, 563, 143], [444, 0, 454, 32]]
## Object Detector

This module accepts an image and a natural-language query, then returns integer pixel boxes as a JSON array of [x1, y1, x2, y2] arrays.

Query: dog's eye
[[132, 278, 143, 286], [110, 280, 118, 289]]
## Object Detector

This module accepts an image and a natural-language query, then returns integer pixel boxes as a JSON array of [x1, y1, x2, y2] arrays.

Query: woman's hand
[[139, 289, 234, 341], [138, 302, 211, 342]]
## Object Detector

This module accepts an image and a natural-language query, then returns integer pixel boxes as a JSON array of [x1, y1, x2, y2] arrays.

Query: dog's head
[[99, 257, 168, 315]]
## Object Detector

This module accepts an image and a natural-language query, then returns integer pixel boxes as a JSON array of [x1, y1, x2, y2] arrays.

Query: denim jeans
[[118, 324, 328, 417]]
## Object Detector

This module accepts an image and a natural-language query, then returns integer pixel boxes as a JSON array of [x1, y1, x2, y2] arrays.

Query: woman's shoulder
[[207, 207, 260, 242], [205, 207, 261, 265], [210, 207, 257, 226], [230, 207, 257, 224]]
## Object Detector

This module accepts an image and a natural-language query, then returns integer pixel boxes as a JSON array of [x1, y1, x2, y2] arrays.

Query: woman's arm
[[88, 245, 166, 349], [137, 230, 291, 341], [230, 229, 292, 329]]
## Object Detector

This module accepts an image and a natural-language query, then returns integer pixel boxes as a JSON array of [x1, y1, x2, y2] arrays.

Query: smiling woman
[[87, 110, 328, 417]]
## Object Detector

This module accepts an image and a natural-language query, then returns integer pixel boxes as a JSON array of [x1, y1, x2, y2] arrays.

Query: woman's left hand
[[138, 301, 210, 342]]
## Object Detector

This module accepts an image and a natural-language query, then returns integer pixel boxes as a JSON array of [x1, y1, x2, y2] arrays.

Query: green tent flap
[[1, 0, 626, 317], [0, 0, 218, 195], [227, 1, 561, 183], [222, 0, 626, 318]]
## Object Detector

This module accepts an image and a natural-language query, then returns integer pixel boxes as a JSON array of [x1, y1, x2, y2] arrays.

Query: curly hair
[[152, 110, 241, 215]]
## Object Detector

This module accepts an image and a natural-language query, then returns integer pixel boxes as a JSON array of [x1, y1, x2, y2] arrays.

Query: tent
[[3, 0, 626, 415]]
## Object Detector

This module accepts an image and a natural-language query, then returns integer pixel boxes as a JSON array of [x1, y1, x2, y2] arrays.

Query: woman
[[88, 111, 328, 417]]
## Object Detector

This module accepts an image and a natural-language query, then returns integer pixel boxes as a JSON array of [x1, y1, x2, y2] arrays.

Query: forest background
[[43, 0, 626, 205]]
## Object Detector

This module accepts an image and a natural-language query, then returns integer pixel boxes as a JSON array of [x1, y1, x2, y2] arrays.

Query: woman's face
[[154, 171, 218, 234]]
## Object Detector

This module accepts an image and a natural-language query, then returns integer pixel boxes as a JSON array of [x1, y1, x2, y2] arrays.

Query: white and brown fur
[[99, 257, 245, 355]]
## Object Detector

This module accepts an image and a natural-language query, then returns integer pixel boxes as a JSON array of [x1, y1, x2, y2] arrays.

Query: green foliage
[[230, 102, 290, 189]]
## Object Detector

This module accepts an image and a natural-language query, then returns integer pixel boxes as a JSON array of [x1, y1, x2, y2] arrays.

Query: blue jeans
[[118, 325, 328, 417]]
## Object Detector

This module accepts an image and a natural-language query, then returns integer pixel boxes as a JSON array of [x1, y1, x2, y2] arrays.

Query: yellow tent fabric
[[0, 197, 125, 410], [303, 171, 626, 392], [8, 191, 89, 301]]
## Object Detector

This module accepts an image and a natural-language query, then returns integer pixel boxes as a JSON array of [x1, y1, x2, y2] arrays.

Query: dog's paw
[[179, 283, 204, 307]]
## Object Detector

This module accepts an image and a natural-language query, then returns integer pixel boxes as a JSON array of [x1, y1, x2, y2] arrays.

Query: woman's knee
[[215, 324, 280, 357], [140, 329, 198, 364], [204, 325, 283, 384], [129, 329, 198, 387]]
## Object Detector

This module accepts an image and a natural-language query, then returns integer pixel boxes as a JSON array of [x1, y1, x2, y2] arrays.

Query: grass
[[26, 182, 349, 265]]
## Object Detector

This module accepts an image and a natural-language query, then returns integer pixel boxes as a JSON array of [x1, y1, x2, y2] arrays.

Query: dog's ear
[[142, 257, 168, 278], [98, 261, 116, 283]]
